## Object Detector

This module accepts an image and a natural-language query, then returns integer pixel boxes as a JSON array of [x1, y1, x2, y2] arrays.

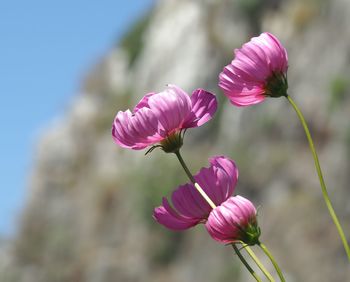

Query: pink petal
[[192, 156, 238, 207], [227, 93, 266, 107], [209, 156, 238, 198], [232, 56, 268, 82], [234, 196, 257, 225], [219, 65, 266, 106], [147, 85, 192, 134], [171, 183, 211, 219], [153, 198, 200, 231], [183, 89, 218, 128], [133, 92, 156, 113], [112, 108, 163, 150], [195, 167, 227, 207], [251, 32, 288, 73]]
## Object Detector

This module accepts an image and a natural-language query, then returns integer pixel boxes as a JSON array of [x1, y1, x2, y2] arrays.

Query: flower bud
[[205, 196, 260, 245]]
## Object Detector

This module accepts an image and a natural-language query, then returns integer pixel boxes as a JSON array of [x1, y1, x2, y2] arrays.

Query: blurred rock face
[[2, 0, 350, 281]]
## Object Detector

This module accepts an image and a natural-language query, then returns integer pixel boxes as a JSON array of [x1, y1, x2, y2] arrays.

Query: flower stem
[[174, 150, 268, 281], [232, 244, 263, 282], [241, 243, 275, 282], [286, 95, 350, 261], [174, 150, 216, 209], [258, 242, 285, 282]]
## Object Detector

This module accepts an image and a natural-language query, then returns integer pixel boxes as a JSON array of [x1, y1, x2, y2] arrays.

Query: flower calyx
[[265, 72, 288, 98], [146, 130, 185, 155], [239, 222, 261, 246]]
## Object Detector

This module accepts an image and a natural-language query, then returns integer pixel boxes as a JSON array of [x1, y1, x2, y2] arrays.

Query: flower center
[[264, 72, 288, 98]]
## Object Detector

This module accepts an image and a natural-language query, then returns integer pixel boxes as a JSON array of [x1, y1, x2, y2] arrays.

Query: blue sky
[[0, 0, 154, 237]]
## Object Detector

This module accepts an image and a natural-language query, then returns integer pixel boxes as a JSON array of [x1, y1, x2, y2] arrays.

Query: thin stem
[[174, 150, 216, 209], [232, 244, 263, 282], [258, 242, 285, 282], [286, 95, 350, 261], [174, 150, 196, 183], [242, 243, 275, 282]]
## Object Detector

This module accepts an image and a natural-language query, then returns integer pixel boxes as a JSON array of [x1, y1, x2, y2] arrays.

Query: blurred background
[[1, 0, 350, 281]]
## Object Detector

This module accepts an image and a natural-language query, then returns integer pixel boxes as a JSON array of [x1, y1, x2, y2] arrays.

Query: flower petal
[[153, 198, 201, 230], [112, 108, 163, 150], [251, 32, 288, 73], [133, 92, 156, 113], [147, 85, 192, 134], [219, 64, 266, 107], [194, 156, 238, 206], [183, 89, 218, 128], [171, 183, 211, 219], [209, 156, 238, 199]]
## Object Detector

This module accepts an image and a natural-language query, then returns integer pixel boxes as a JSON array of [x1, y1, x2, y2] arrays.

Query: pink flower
[[205, 196, 260, 245], [219, 32, 288, 107], [153, 156, 238, 230], [112, 85, 217, 152]]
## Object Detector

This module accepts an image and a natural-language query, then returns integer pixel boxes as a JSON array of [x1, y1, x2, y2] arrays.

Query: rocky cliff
[[2, 0, 350, 281]]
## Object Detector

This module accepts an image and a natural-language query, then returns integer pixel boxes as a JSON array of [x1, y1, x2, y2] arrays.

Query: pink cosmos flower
[[205, 196, 260, 245], [112, 85, 217, 152], [153, 156, 238, 230], [219, 32, 288, 106]]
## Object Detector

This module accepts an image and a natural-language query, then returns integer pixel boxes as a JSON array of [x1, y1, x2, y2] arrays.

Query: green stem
[[174, 150, 216, 209], [258, 242, 285, 282], [174, 150, 196, 183], [232, 244, 263, 282], [286, 95, 350, 261], [242, 243, 275, 282]]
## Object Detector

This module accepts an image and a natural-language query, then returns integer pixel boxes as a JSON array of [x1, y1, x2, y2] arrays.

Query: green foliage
[[218, 261, 241, 282], [329, 76, 348, 112], [344, 126, 350, 153], [237, 0, 264, 33], [120, 11, 152, 67], [237, 0, 263, 17], [130, 154, 187, 265], [150, 231, 184, 266], [0, 268, 20, 282], [94, 89, 133, 133], [132, 154, 186, 225]]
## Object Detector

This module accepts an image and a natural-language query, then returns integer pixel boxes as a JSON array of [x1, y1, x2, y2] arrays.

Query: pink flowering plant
[[219, 32, 350, 262], [112, 32, 350, 281], [112, 85, 217, 153], [219, 33, 288, 106], [153, 156, 238, 230]]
